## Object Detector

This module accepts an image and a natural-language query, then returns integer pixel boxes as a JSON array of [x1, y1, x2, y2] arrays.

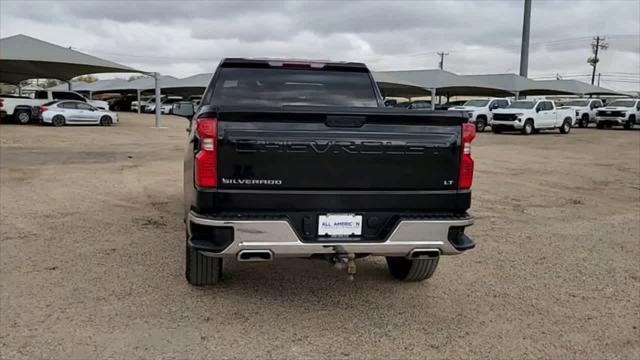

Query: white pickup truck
[[490, 99, 575, 135], [559, 98, 604, 128], [447, 98, 511, 132], [595, 99, 640, 130], [0, 90, 108, 124]]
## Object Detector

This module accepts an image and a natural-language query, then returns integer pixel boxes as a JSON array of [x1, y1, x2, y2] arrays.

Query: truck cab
[[491, 99, 575, 135], [448, 98, 511, 132]]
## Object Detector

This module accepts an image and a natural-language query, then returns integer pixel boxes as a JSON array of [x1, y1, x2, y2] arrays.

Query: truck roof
[[219, 58, 370, 72]]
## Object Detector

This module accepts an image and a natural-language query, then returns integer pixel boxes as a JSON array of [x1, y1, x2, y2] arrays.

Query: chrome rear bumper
[[187, 211, 474, 258]]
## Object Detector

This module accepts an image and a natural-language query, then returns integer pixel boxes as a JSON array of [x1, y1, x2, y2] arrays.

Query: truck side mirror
[[535, 107, 541, 113], [173, 101, 194, 118]]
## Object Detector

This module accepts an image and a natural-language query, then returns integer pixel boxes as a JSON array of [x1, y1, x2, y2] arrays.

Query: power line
[[406, 36, 600, 57]]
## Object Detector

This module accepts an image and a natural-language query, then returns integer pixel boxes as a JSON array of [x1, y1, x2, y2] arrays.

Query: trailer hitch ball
[[331, 252, 357, 280]]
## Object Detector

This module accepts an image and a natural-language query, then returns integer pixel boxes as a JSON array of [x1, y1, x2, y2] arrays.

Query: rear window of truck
[[210, 68, 379, 107]]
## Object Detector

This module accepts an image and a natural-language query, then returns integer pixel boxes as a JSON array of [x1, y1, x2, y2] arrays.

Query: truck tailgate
[[216, 107, 463, 191]]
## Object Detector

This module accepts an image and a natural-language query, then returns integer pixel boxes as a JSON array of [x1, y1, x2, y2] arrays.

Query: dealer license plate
[[318, 214, 363, 236]]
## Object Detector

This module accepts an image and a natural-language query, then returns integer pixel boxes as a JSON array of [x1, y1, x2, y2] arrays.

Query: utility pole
[[437, 51, 449, 70], [589, 36, 608, 85], [519, 0, 532, 78], [597, 73, 601, 87]]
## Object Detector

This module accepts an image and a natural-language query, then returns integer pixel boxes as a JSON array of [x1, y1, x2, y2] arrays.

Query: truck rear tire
[[580, 114, 589, 128], [386, 256, 439, 282], [475, 117, 487, 132], [559, 119, 571, 134], [186, 240, 222, 286], [15, 109, 31, 124]]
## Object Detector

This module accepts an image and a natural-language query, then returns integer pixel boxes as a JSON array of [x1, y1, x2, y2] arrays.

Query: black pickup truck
[[172, 58, 476, 285]]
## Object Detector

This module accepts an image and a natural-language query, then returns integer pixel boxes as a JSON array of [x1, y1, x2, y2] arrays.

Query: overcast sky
[[1, 0, 639, 91]]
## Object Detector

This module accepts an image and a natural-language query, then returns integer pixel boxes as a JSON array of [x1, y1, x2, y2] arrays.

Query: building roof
[[0, 34, 140, 84]]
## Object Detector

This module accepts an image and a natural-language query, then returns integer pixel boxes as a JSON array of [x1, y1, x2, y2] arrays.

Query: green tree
[[73, 75, 98, 83]]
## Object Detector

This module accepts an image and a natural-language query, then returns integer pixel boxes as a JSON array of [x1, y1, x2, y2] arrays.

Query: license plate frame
[[318, 213, 363, 237]]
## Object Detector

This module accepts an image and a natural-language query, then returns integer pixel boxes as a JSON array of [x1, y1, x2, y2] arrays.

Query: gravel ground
[[1, 113, 639, 359]]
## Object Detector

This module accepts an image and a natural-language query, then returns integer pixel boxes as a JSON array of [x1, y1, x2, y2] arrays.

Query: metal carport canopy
[[462, 73, 575, 96], [89, 75, 178, 94], [47, 78, 131, 92], [163, 73, 212, 89], [526, 80, 625, 96], [0, 34, 140, 84], [373, 69, 514, 99], [157, 73, 212, 97]]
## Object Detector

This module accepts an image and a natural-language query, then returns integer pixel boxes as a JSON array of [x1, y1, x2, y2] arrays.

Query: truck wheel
[[386, 256, 439, 282], [623, 116, 635, 130], [596, 122, 605, 129], [475, 117, 487, 132], [522, 120, 534, 135], [100, 115, 113, 126], [15, 109, 31, 124], [185, 240, 222, 286], [559, 119, 571, 134], [52, 115, 65, 127], [580, 114, 589, 128]]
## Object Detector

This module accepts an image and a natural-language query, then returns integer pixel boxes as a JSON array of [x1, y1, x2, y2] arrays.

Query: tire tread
[[386, 256, 439, 282], [186, 242, 222, 286]]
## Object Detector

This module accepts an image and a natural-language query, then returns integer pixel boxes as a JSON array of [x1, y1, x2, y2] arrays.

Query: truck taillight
[[194, 117, 218, 188], [40, 106, 48, 113], [0, 99, 3, 108], [459, 123, 476, 190]]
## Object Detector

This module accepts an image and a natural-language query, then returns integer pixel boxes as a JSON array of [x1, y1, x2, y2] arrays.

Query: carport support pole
[[519, 0, 532, 78], [430, 88, 436, 110], [514, 91, 520, 100], [67, 81, 72, 91], [137, 89, 141, 114], [17, 85, 22, 97], [154, 72, 161, 128]]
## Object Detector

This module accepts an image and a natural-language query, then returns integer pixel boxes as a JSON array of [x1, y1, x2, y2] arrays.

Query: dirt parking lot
[[1, 113, 639, 359]]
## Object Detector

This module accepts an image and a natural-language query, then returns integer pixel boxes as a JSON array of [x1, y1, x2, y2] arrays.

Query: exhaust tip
[[237, 250, 273, 262], [408, 249, 440, 259]]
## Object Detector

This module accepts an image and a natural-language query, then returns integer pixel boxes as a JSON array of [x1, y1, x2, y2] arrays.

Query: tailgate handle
[[325, 115, 365, 128]]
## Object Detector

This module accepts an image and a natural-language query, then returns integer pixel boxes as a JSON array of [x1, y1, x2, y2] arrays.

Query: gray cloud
[[1, 0, 638, 90]]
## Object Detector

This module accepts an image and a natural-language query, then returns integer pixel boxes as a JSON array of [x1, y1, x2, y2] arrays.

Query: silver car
[[40, 100, 118, 127]]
